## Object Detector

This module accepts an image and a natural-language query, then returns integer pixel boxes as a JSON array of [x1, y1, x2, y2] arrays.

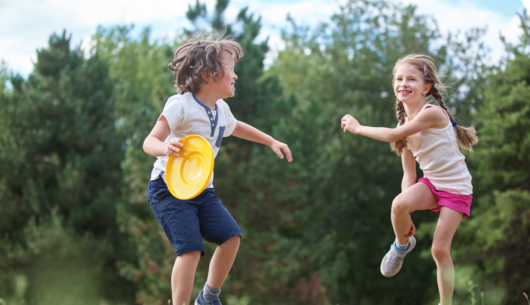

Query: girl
[[341, 54, 478, 305]]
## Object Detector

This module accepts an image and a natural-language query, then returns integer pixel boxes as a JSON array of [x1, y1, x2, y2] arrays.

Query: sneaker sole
[[380, 237, 416, 277]]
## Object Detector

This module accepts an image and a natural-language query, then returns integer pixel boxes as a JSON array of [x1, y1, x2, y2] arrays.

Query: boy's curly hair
[[168, 32, 243, 94]]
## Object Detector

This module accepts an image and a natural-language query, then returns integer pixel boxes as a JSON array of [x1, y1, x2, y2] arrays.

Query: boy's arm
[[341, 107, 445, 142], [401, 148, 416, 191], [143, 116, 183, 157], [231, 121, 293, 162]]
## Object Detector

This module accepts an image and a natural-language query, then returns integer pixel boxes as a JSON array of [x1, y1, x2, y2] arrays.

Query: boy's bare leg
[[172, 251, 201, 305], [432, 207, 462, 305], [206, 235, 241, 288]]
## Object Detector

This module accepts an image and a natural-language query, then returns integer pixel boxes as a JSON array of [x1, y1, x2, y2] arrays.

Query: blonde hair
[[168, 32, 243, 94], [390, 54, 478, 156]]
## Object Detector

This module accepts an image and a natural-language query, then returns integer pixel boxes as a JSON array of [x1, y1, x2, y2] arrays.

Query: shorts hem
[[175, 244, 206, 257], [418, 178, 472, 218], [430, 204, 470, 218], [215, 230, 243, 246]]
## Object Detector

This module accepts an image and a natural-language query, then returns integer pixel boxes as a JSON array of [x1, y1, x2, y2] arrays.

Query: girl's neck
[[403, 99, 428, 121], [194, 91, 218, 110]]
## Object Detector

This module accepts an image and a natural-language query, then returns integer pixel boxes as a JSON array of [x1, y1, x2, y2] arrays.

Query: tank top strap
[[422, 103, 451, 126], [421, 103, 439, 110]]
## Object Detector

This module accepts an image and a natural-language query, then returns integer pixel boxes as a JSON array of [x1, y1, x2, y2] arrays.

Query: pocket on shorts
[[215, 126, 226, 148]]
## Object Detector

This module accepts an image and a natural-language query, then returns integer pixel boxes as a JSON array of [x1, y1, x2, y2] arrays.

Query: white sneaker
[[380, 236, 416, 277]]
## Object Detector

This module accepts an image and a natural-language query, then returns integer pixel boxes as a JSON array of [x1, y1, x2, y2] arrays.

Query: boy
[[143, 33, 292, 305]]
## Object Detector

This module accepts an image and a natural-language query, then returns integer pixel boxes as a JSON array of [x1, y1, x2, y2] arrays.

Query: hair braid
[[430, 87, 478, 151], [390, 99, 408, 156]]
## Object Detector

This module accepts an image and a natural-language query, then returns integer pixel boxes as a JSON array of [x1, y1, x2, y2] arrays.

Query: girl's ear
[[423, 83, 432, 95]]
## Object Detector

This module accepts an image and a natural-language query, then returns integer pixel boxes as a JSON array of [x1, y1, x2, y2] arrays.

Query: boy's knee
[[392, 196, 408, 215], [221, 235, 241, 249]]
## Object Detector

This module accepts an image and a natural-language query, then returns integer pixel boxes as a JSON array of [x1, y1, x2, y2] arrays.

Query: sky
[[0, 0, 526, 76]]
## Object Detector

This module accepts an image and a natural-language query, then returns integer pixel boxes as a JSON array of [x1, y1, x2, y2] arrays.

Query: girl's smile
[[393, 64, 430, 103]]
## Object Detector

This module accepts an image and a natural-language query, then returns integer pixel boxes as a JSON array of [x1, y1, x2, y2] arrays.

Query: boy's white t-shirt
[[150, 92, 238, 188]]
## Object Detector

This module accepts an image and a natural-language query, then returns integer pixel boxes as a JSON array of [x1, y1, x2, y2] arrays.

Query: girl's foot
[[380, 236, 416, 277]]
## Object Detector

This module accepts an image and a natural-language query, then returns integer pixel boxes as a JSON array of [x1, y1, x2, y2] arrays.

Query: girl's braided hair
[[390, 54, 478, 156], [168, 32, 243, 94]]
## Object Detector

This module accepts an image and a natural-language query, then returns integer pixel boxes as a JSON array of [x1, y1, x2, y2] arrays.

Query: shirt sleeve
[[222, 101, 238, 137], [160, 98, 184, 134]]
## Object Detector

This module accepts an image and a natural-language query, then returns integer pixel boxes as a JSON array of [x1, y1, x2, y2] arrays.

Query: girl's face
[[393, 64, 431, 103]]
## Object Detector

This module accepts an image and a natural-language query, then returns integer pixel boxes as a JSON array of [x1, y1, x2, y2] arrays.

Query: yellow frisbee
[[166, 135, 214, 200]]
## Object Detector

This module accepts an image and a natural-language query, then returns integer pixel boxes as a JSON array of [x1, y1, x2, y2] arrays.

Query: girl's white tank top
[[407, 104, 473, 195]]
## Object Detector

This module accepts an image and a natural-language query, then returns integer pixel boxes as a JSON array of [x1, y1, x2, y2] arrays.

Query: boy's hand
[[164, 138, 183, 157], [341, 114, 361, 134], [270, 140, 293, 162]]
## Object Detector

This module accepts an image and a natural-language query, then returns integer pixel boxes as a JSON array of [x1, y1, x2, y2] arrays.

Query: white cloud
[[395, 0, 523, 63], [0, 0, 205, 74], [0, 0, 525, 75]]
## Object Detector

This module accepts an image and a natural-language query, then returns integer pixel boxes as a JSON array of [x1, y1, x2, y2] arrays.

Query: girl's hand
[[163, 138, 183, 157], [270, 140, 293, 162], [341, 114, 361, 134], [404, 222, 416, 238]]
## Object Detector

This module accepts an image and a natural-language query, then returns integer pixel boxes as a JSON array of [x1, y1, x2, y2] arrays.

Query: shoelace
[[388, 252, 400, 268]]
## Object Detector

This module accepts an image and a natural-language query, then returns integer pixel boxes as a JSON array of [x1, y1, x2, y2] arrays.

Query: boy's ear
[[201, 70, 211, 83]]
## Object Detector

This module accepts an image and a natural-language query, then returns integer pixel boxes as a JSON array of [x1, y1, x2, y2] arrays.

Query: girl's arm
[[231, 121, 293, 162], [143, 116, 183, 157], [341, 107, 446, 142], [401, 148, 416, 191]]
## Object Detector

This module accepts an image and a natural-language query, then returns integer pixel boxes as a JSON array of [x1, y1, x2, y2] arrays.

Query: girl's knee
[[431, 245, 450, 261], [221, 235, 241, 249], [392, 196, 408, 215]]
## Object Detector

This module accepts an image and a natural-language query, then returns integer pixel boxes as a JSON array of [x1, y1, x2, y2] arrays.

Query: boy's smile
[[219, 50, 238, 98]]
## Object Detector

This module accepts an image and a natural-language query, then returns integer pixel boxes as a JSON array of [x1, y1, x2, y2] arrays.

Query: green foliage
[[88, 0, 281, 302], [453, 12, 530, 304], [258, 1, 487, 303], [2, 0, 526, 304], [0, 31, 134, 304], [90, 25, 181, 304]]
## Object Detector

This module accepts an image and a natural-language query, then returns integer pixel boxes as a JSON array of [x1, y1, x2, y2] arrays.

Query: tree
[[452, 10, 530, 305], [0, 31, 134, 304], [260, 0, 488, 303]]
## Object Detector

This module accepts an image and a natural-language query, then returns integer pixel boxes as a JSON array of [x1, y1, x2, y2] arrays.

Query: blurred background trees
[[0, 0, 528, 304]]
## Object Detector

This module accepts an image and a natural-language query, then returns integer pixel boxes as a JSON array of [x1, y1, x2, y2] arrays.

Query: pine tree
[[0, 31, 135, 304], [456, 11, 530, 304]]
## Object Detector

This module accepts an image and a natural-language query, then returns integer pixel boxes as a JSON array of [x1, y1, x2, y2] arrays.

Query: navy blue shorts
[[147, 177, 242, 256]]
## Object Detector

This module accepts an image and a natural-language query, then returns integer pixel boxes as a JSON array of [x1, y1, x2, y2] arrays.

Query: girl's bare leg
[[391, 183, 438, 244], [432, 207, 463, 305]]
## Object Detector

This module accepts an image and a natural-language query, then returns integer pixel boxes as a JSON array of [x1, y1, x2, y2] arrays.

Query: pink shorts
[[418, 177, 472, 217]]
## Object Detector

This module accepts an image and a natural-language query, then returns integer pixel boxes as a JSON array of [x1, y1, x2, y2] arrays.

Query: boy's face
[[211, 50, 238, 99]]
